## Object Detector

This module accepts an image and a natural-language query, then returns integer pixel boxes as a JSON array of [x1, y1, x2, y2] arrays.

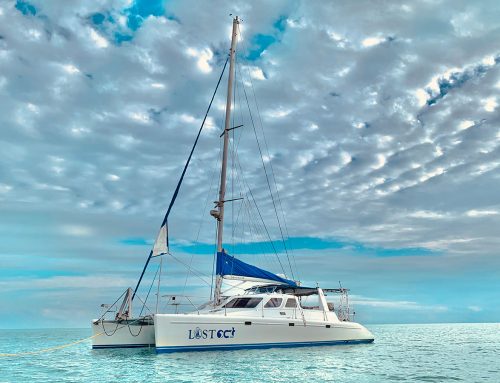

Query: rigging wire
[[235, 23, 297, 280], [231, 49, 237, 254], [234, 152, 287, 275], [233, 58, 247, 154], [139, 262, 161, 317], [235, 57, 295, 280], [244, 63, 300, 281], [180, 141, 221, 299], [225, 49, 288, 275], [134, 22, 301, 307], [232, 148, 283, 273], [132, 56, 229, 300], [168, 253, 212, 287]]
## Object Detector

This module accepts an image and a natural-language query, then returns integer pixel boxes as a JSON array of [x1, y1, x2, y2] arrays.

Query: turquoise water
[[1, 324, 499, 382]]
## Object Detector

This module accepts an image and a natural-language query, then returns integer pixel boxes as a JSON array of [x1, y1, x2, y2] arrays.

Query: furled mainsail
[[216, 250, 296, 286]]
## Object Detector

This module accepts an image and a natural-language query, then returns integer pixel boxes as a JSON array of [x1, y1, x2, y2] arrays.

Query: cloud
[[60, 224, 94, 237], [89, 27, 109, 48], [408, 210, 449, 219], [186, 47, 213, 73], [0, 275, 133, 292], [361, 36, 386, 48], [350, 295, 448, 312], [465, 209, 499, 217], [1, 0, 500, 327], [467, 306, 482, 312]]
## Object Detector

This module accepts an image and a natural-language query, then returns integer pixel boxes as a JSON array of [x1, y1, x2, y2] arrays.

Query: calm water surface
[[1, 323, 499, 382]]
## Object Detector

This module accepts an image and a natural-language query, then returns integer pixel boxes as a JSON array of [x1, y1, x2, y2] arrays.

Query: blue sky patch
[[90, 12, 106, 25], [87, 1, 176, 45], [273, 15, 287, 32], [120, 237, 152, 246], [15, 0, 36, 16], [0, 268, 83, 279], [120, 235, 437, 258], [247, 34, 277, 61], [114, 32, 133, 44], [426, 59, 499, 106], [125, 0, 171, 31], [245, 15, 287, 60]]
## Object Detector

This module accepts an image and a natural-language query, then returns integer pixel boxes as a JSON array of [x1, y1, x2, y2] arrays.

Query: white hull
[[154, 313, 374, 353], [92, 318, 155, 349]]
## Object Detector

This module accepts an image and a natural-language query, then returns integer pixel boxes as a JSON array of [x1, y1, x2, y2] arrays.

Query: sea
[[1, 323, 498, 382]]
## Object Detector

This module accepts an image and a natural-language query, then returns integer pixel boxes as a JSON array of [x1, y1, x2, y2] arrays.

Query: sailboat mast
[[213, 15, 239, 304]]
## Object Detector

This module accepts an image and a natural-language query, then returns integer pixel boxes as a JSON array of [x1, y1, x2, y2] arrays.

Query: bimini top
[[246, 284, 317, 296], [246, 284, 351, 296], [216, 250, 297, 287]]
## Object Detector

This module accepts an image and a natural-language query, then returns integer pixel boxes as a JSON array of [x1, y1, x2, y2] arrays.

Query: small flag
[[152, 224, 168, 257]]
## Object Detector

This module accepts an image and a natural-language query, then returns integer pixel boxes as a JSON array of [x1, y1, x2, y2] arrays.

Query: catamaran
[[92, 16, 374, 352]]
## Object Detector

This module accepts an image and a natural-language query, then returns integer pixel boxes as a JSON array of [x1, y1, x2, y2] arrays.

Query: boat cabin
[[197, 284, 352, 323]]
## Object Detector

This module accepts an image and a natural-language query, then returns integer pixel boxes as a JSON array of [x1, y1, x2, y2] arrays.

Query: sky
[[0, 0, 499, 328]]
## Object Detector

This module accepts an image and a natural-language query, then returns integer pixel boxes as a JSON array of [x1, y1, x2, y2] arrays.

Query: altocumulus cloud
[[0, 0, 499, 327]]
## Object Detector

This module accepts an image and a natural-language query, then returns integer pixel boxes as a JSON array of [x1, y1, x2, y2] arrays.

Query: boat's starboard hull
[[154, 313, 374, 353]]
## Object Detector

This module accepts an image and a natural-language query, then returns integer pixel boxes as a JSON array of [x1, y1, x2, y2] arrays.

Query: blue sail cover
[[216, 251, 297, 286]]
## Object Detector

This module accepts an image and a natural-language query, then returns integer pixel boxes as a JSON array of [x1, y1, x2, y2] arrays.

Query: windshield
[[248, 286, 279, 294]]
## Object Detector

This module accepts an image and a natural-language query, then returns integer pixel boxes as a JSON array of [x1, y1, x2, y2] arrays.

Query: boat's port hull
[[91, 319, 155, 349], [154, 314, 374, 353]]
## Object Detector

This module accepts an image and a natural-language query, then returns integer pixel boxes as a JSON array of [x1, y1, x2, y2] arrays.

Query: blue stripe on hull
[[92, 343, 154, 349], [156, 339, 374, 353]]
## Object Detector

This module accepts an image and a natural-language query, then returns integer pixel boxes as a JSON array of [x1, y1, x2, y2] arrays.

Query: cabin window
[[264, 298, 283, 308], [285, 298, 297, 308], [223, 297, 262, 308]]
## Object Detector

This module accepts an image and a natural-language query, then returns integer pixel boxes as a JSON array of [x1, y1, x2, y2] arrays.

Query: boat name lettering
[[188, 327, 236, 340]]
